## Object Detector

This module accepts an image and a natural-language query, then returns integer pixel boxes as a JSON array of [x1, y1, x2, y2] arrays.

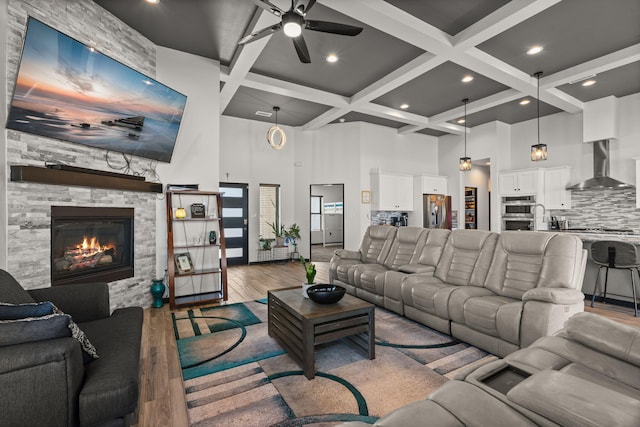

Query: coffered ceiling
[[95, 0, 640, 136]]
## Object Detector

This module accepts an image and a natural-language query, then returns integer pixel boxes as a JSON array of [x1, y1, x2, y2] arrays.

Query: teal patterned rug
[[172, 299, 493, 427]]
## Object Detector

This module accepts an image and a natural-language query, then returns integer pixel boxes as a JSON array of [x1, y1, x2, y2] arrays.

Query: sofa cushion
[[434, 230, 497, 287], [402, 275, 458, 320], [507, 370, 640, 427], [0, 270, 35, 304], [414, 229, 450, 268], [335, 260, 362, 283], [78, 306, 143, 426], [382, 227, 427, 269], [361, 225, 397, 264], [456, 296, 523, 345]]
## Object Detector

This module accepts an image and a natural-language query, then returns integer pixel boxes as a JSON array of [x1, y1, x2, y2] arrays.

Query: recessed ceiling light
[[527, 45, 543, 55], [400, 103, 409, 109], [339, 118, 346, 123], [145, 0, 159, 4], [485, 162, 491, 166], [457, 119, 465, 124], [519, 99, 530, 105], [326, 53, 338, 63], [582, 80, 597, 87], [461, 75, 474, 83]]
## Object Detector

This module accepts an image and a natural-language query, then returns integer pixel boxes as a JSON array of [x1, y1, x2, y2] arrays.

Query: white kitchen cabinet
[[499, 169, 542, 196], [371, 172, 414, 211], [544, 166, 572, 209], [422, 175, 448, 194]]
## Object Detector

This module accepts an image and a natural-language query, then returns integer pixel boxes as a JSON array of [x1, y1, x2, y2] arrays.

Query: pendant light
[[459, 98, 471, 171], [267, 106, 287, 150], [531, 71, 548, 161]]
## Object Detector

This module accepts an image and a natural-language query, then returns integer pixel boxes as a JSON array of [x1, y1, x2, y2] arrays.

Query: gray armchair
[[0, 269, 143, 427]]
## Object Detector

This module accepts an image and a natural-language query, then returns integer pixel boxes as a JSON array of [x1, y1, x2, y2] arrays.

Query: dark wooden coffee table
[[267, 287, 375, 380]]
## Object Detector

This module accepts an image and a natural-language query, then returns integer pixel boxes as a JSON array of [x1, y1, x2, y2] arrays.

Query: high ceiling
[[94, 0, 640, 136]]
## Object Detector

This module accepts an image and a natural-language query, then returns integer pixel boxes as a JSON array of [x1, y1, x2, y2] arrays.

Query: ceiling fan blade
[[292, 35, 311, 63], [238, 23, 282, 45], [305, 20, 363, 36], [250, 0, 286, 17], [294, 0, 317, 15]]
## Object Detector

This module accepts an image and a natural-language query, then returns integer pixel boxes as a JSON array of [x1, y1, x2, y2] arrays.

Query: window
[[311, 195, 322, 232], [260, 184, 280, 239]]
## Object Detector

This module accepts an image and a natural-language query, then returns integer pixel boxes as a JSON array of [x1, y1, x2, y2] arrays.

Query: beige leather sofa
[[330, 226, 587, 357], [340, 312, 640, 427]]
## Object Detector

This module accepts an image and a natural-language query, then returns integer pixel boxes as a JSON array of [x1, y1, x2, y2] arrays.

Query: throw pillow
[[0, 270, 36, 304], [0, 312, 72, 346], [0, 302, 99, 360], [0, 301, 55, 320]]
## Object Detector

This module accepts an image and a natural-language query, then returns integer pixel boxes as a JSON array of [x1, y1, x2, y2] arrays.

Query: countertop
[[543, 230, 640, 243]]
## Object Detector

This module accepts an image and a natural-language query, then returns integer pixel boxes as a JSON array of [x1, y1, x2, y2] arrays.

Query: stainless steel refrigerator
[[423, 194, 452, 229]]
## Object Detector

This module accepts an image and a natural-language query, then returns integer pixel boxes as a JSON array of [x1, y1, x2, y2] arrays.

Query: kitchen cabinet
[[371, 171, 414, 211], [544, 166, 572, 209], [499, 169, 542, 196], [422, 175, 448, 194]]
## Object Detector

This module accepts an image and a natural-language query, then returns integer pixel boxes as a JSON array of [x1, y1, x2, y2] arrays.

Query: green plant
[[258, 236, 272, 250], [300, 256, 316, 284], [266, 221, 284, 237], [284, 223, 301, 251]]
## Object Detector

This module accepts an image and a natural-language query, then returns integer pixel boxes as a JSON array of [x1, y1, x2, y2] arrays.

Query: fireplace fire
[[51, 206, 134, 286]]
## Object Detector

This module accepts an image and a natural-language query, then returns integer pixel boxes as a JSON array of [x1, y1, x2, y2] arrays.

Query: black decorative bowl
[[306, 284, 346, 304]]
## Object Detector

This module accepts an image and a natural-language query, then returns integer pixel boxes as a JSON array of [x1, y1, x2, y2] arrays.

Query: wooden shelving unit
[[166, 190, 228, 309]]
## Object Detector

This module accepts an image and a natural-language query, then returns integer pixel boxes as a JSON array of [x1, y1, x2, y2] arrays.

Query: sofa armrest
[[29, 282, 111, 322], [398, 264, 435, 274], [334, 249, 362, 260], [522, 288, 584, 305], [0, 338, 85, 426]]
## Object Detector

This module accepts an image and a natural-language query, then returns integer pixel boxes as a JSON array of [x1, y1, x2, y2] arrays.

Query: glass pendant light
[[267, 106, 287, 150], [459, 98, 471, 171], [531, 71, 548, 161]]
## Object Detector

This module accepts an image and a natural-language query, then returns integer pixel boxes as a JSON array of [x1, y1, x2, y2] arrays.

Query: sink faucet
[[533, 203, 546, 231]]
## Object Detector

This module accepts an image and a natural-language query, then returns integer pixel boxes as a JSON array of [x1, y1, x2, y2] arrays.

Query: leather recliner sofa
[[330, 226, 587, 357], [340, 312, 640, 427]]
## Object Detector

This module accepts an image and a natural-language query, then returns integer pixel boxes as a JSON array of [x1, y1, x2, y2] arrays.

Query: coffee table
[[267, 287, 375, 380]]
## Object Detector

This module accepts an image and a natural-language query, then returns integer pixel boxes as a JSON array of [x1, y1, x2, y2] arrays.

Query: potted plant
[[266, 221, 285, 247], [284, 223, 301, 260], [258, 236, 272, 250], [300, 255, 316, 298]]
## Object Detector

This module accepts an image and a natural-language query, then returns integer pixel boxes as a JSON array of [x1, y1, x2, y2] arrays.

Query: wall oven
[[502, 196, 535, 231]]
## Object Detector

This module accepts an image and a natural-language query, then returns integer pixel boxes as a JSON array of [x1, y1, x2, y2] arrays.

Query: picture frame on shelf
[[174, 253, 193, 274]]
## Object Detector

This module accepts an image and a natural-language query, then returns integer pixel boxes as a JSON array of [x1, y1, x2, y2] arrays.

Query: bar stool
[[590, 240, 640, 317]]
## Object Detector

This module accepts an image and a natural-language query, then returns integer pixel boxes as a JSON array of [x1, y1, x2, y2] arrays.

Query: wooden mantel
[[10, 165, 163, 193]]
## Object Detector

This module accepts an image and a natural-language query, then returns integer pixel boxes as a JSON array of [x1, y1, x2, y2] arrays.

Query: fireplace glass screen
[[51, 206, 134, 286]]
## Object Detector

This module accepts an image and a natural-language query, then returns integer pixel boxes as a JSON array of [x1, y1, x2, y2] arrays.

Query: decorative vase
[[150, 279, 166, 308], [302, 282, 315, 298]]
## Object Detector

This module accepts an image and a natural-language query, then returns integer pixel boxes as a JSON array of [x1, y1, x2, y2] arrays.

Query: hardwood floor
[[132, 260, 639, 427]]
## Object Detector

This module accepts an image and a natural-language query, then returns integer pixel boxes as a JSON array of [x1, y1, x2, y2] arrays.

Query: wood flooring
[[131, 260, 639, 427]]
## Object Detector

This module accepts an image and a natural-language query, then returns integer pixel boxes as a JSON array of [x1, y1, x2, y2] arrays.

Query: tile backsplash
[[550, 188, 639, 231]]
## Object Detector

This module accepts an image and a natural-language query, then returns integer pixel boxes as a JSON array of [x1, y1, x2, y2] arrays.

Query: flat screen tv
[[6, 17, 187, 163]]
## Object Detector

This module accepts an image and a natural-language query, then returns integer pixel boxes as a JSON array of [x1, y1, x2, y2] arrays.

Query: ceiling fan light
[[283, 22, 302, 37]]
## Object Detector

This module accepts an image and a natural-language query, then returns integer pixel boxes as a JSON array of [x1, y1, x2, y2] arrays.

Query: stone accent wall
[[550, 188, 639, 232], [6, 0, 159, 309]]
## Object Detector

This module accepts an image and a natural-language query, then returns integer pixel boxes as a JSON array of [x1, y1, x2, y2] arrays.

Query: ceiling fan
[[238, 0, 363, 63]]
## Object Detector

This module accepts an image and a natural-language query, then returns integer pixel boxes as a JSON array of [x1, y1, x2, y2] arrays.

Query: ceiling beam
[[219, 9, 277, 111]]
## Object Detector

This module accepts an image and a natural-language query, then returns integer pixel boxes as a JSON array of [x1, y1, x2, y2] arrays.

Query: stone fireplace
[[51, 206, 135, 286]]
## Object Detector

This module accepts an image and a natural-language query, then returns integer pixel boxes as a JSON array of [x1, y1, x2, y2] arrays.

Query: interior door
[[219, 183, 248, 266]]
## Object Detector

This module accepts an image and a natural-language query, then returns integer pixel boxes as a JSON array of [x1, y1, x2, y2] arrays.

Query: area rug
[[172, 299, 494, 427]]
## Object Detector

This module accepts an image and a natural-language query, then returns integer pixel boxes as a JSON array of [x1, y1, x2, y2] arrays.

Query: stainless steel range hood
[[566, 140, 635, 190]]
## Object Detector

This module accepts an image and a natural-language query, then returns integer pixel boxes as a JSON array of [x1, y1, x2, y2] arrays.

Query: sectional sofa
[[329, 226, 587, 357], [341, 311, 640, 427]]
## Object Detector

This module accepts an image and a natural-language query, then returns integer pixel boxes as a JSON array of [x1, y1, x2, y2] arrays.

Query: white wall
[[155, 46, 221, 275], [439, 121, 510, 230], [219, 115, 298, 262], [509, 93, 640, 185]]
